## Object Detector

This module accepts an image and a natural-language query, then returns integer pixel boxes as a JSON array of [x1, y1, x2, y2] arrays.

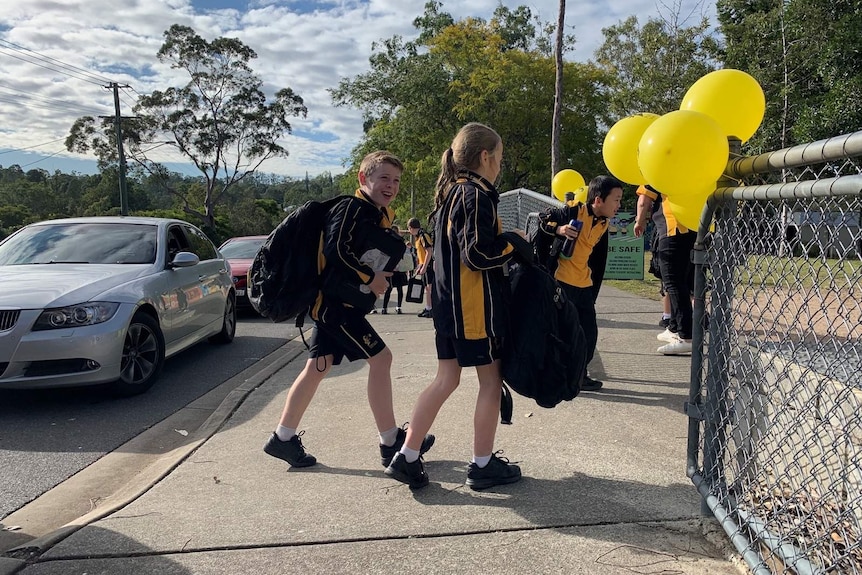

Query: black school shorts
[[309, 308, 386, 365], [435, 332, 501, 367]]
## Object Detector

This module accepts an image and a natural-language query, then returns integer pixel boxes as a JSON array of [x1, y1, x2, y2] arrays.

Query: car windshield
[[0, 222, 158, 265], [219, 238, 264, 259]]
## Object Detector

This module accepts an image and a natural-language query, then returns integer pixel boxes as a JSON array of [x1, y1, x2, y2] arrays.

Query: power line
[[0, 39, 114, 85], [0, 137, 68, 155], [0, 83, 105, 115], [18, 148, 67, 168], [0, 94, 103, 116], [0, 47, 106, 86], [118, 90, 138, 111]]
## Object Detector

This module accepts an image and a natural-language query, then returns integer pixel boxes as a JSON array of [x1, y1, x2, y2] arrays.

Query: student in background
[[408, 217, 434, 318], [634, 185, 695, 355], [381, 225, 410, 314], [538, 175, 624, 391]]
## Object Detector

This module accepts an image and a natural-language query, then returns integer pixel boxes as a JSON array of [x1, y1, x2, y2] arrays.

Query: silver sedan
[[0, 216, 236, 396]]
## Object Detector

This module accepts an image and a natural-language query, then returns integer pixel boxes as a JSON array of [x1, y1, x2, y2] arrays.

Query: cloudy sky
[[0, 0, 714, 179]]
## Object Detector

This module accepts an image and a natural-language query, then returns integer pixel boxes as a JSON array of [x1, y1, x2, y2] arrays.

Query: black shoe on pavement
[[417, 309, 431, 318], [380, 425, 436, 467], [581, 376, 603, 392], [264, 431, 317, 467], [466, 452, 522, 491], [385, 452, 429, 489], [381, 308, 388, 314], [658, 316, 670, 328]]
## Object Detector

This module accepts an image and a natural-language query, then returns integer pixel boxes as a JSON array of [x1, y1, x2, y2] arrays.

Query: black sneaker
[[381, 308, 388, 314], [385, 452, 429, 489], [658, 316, 670, 328], [263, 431, 317, 467], [581, 376, 603, 391], [380, 425, 436, 467], [466, 452, 522, 491]]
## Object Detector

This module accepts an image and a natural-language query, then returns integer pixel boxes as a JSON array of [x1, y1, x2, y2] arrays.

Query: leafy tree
[[0, 204, 33, 239], [66, 24, 307, 229], [332, 2, 609, 219], [593, 8, 720, 119], [717, 0, 862, 152]]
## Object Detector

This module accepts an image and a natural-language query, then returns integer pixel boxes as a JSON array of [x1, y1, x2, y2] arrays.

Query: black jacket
[[431, 171, 515, 340], [316, 192, 404, 318]]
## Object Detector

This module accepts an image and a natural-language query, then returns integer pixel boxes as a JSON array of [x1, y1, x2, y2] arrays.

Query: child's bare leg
[[404, 359, 461, 450]]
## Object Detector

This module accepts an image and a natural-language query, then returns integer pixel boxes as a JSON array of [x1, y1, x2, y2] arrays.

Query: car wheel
[[209, 293, 237, 344], [111, 312, 165, 397]]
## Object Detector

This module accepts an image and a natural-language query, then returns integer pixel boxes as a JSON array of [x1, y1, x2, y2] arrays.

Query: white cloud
[[0, 0, 714, 178]]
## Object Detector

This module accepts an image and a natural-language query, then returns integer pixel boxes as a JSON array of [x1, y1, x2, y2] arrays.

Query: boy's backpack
[[247, 195, 350, 323], [531, 206, 570, 275], [501, 260, 586, 408], [529, 223, 559, 274]]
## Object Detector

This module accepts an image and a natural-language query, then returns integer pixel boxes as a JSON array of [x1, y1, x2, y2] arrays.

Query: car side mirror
[[170, 251, 200, 268]]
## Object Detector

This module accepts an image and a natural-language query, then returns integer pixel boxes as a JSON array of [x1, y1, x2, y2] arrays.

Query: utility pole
[[100, 82, 131, 215]]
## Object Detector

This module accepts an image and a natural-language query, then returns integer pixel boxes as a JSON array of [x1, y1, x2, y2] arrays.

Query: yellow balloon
[[573, 186, 588, 205], [602, 113, 660, 185], [551, 169, 586, 202], [638, 110, 728, 199], [681, 69, 765, 142], [665, 183, 715, 231]]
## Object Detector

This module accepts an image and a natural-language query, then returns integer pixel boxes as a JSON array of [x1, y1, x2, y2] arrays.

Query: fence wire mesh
[[691, 133, 862, 574], [497, 152, 862, 573]]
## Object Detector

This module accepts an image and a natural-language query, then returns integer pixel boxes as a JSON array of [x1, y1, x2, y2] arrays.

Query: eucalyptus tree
[[66, 24, 307, 228]]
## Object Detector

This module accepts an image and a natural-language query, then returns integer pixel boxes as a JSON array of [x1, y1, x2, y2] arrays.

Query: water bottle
[[559, 219, 582, 259]]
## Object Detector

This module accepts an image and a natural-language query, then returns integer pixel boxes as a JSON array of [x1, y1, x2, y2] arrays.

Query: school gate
[[498, 130, 862, 574]]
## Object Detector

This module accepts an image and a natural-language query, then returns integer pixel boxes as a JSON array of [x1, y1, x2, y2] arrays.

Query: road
[[0, 312, 298, 528]]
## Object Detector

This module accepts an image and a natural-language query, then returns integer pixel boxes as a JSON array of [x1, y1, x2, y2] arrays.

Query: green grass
[[736, 254, 860, 289], [604, 251, 861, 299]]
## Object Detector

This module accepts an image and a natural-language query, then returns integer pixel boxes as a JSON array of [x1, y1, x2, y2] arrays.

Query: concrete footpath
[[1, 286, 744, 575]]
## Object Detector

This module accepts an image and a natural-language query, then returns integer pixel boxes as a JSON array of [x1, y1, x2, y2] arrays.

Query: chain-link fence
[[497, 136, 862, 573], [688, 132, 862, 574]]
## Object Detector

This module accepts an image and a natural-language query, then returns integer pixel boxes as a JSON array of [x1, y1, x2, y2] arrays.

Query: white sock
[[379, 426, 399, 447], [661, 313, 671, 320], [472, 454, 492, 468], [275, 425, 296, 441], [400, 446, 420, 463]]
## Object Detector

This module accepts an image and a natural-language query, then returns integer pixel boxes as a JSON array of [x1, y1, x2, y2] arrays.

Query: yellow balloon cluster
[[600, 68, 765, 231], [681, 69, 765, 143], [666, 182, 715, 231], [638, 110, 728, 198], [602, 113, 658, 185], [551, 169, 586, 202]]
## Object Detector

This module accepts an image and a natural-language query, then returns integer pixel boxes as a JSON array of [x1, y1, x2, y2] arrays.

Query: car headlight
[[33, 302, 121, 331]]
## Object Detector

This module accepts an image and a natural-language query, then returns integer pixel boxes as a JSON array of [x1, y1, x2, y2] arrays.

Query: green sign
[[604, 211, 644, 280]]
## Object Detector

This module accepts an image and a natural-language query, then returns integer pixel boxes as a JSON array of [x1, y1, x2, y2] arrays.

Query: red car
[[218, 235, 267, 310]]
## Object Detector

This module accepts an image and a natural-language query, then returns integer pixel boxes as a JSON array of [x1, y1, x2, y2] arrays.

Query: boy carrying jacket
[[264, 150, 434, 469]]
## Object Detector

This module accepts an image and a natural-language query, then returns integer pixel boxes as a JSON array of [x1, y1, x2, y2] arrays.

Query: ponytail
[[434, 147, 457, 209]]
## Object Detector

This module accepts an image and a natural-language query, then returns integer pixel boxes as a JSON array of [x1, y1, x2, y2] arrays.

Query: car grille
[[24, 359, 94, 377], [0, 310, 20, 331]]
